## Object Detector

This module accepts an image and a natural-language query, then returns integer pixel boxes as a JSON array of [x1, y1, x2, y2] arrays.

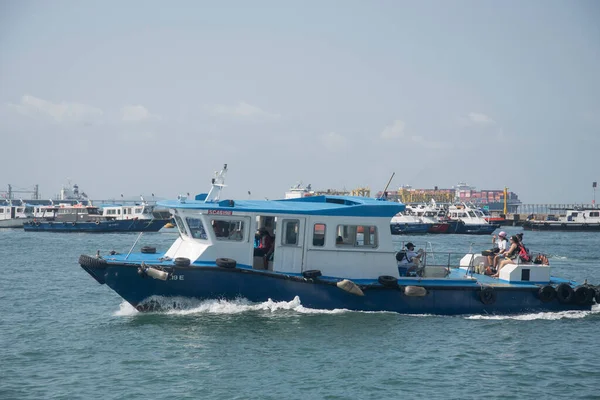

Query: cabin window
[[173, 215, 188, 237], [211, 218, 245, 241], [313, 223, 326, 246], [0, 209, 3, 214], [282, 219, 300, 245], [590, 212, 599, 217], [336, 225, 378, 248], [186, 217, 207, 239], [572, 212, 578, 217], [135, 208, 143, 214]]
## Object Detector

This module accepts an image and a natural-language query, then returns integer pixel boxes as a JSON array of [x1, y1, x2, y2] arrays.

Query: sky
[[1, 0, 599, 204]]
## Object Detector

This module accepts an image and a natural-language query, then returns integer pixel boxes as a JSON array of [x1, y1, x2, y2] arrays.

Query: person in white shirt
[[491, 231, 510, 271]]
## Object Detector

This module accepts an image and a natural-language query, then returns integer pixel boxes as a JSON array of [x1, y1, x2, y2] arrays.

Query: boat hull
[[79, 256, 594, 315], [390, 222, 430, 235], [427, 223, 450, 234], [0, 218, 31, 228], [24, 219, 168, 233], [448, 221, 499, 235], [522, 222, 600, 231]]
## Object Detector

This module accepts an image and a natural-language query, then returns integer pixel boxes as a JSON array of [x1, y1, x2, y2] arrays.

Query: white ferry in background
[[523, 208, 600, 231], [0, 200, 33, 228], [284, 183, 316, 199]]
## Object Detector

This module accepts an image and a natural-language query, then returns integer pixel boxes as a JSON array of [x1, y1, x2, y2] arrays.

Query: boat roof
[[158, 195, 405, 217]]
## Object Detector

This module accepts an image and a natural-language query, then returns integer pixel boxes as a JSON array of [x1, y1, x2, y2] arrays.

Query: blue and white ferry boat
[[79, 165, 599, 314], [25, 202, 168, 233]]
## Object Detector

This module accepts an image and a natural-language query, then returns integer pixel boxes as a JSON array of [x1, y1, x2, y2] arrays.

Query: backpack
[[396, 250, 408, 262], [518, 244, 531, 263]]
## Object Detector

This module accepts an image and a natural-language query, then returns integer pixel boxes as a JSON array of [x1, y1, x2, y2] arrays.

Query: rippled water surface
[[1, 228, 599, 399]]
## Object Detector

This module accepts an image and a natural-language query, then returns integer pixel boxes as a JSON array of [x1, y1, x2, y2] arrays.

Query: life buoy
[[216, 258, 236, 268], [378, 275, 398, 288], [538, 285, 556, 303], [95, 221, 100, 225], [573, 286, 594, 305], [72, 222, 76, 226], [35, 221, 40, 226], [174, 257, 191, 267], [479, 286, 496, 305], [302, 269, 322, 279], [556, 283, 574, 304]]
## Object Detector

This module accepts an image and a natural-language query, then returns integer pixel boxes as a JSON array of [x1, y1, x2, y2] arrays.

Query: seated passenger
[[397, 242, 423, 276], [492, 235, 520, 278], [336, 236, 344, 245], [254, 228, 274, 268], [483, 231, 509, 274]]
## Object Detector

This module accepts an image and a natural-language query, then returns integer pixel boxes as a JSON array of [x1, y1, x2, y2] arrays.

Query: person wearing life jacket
[[492, 235, 520, 278]]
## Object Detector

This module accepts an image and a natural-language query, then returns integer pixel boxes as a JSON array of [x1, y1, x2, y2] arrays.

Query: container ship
[[377, 182, 521, 214]]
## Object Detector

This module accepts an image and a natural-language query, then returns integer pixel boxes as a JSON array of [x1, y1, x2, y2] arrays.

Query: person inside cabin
[[397, 242, 423, 276], [254, 228, 275, 268], [491, 235, 520, 278], [212, 220, 228, 238], [336, 236, 344, 245]]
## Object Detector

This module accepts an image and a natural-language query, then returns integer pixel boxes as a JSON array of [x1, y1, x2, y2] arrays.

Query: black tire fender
[[378, 275, 399, 288], [141, 246, 156, 254], [174, 257, 191, 267], [216, 258, 236, 268], [479, 286, 497, 305], [573, 286, 594, 305], [556, 283, 574, 304], [302, 269, 322, 279], [538, 285, 556, 303]]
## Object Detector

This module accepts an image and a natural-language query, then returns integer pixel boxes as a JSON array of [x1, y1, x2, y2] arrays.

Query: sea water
[[1, 228, 599, 400]]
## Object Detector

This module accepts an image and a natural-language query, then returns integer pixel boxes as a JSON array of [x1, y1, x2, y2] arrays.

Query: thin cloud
[[466, 112, 495, 125], [380, 120, 406, 139], [121, 105, 159, 122], [209, 101, 280, 119], [8, 95, 103, 123], [320, 131, 347, 151]]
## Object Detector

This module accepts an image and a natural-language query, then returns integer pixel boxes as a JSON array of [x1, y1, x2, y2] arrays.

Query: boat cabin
[[448, 203, 489, 224], [0, 202, 33, 221], [35, 203, 105, 222], [100, 203, 155, 220], [564, 209, 600, 223], [161, 195, 405, 280]]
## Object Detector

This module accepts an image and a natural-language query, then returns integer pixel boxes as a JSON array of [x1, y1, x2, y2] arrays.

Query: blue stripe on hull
[[84, 264, 592, 315], [24, 219, 167, 233]]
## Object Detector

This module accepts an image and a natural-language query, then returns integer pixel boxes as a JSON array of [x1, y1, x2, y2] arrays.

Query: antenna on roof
[[205, 163, 228, 202]]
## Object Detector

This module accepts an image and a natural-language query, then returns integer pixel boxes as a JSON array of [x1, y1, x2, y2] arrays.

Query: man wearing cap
[[490, 231, 509, 273], [397, 242, 423, 276]]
